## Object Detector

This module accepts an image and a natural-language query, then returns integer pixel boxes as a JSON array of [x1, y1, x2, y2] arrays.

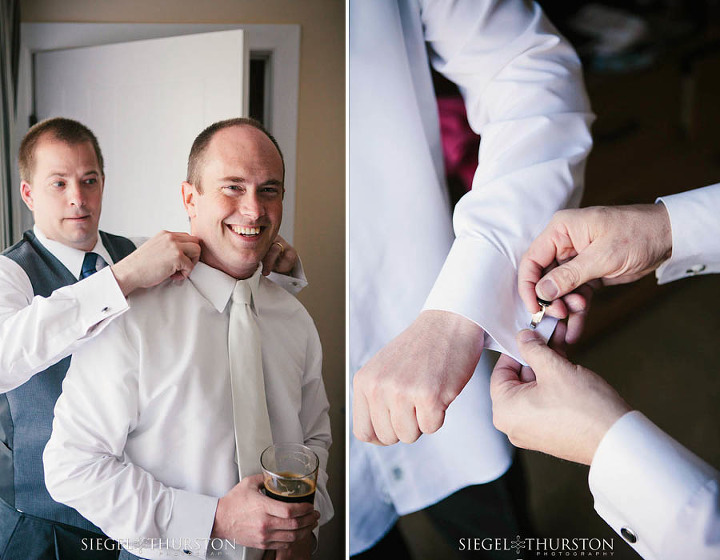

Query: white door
[[34, 30, 248, 237]]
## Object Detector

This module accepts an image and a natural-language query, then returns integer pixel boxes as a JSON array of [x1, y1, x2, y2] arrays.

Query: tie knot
[[80, 252, 100, 279], [232, 280, 253, 306]]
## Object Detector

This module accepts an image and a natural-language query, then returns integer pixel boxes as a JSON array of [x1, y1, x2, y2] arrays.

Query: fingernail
[[517, 329, 538, 344], [537, 278, 558, 300]]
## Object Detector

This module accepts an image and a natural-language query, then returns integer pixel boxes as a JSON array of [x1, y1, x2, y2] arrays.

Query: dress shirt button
[[392, 467, 403, 481], [101, 306, 110, 314], [291, 281, 299, 287], [620, 527, 637, 544], [686, 264, 706, 275]]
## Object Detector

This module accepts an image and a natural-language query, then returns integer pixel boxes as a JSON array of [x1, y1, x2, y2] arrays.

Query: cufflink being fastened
[[529, 298, 552, 329]]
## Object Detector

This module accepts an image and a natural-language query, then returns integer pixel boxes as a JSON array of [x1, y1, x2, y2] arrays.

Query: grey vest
[[0, 230, 136, 532]]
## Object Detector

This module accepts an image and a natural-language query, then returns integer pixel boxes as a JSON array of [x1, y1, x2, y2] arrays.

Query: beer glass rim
[[260, 442, 319, 478]]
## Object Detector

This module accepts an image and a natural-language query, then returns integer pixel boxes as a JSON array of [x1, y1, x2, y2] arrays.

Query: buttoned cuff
[[76, 266, 129, 337], [267, 257, 308, 295], [164, 490, 219, 559], [589, 411, 718, 558], [423, 236, 555, 364], [655, 186, 720, 284]]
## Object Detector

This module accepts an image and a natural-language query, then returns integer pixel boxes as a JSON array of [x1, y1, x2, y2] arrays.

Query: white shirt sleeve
[[419, 0, 594, 361], [43, 318, 218, 560], [300, 322, 334, 536], [655, 184, 720, 284], [589, 411, 719, 560], [0, 257, 129, 392]]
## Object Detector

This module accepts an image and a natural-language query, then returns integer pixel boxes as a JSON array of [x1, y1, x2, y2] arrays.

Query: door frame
[[14, 23, 300, 242]]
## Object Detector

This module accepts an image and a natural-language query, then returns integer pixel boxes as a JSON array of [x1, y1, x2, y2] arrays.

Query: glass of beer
[[261, 443, 318, 504]]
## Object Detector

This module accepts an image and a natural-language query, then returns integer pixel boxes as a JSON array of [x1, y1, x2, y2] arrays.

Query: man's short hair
[[19, 117, 105, 182], [186, 117, 285, 192]]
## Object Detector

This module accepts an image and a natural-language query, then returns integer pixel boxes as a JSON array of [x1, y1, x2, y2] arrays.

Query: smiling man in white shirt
[[44, 118, 333, 560]]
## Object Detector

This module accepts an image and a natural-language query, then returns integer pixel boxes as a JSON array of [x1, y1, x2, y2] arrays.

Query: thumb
[[516, 329, 574, 380], [536, 243, 609, 301]]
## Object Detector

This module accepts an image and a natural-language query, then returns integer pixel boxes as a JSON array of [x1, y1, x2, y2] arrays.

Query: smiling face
[[20, 135, 104, 251], [182, 125, 284, 279]]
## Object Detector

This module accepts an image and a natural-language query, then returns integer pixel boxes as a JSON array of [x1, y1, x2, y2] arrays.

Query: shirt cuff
[[589, 411, 718, 558], [164, 490, 219, 559], [267, 257, 308, 295], [75, 266, 129, 338], [423, 236, 555, 364], [655, 185, 720, 284]]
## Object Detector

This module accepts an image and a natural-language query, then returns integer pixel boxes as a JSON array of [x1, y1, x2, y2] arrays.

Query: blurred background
[[0, 1, 344, 558], [401, 1, 720, 558]]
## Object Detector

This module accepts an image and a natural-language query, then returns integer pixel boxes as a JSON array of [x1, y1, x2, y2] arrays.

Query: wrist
[[210, 496, 228, 539], [110, 261, 136, 297], [588, 404, 632, 466], [652, 201, 673, 265], [418, 310, 485, 355]]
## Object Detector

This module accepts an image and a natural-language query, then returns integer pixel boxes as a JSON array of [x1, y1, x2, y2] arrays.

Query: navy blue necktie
[[80, 252, 100, 279]]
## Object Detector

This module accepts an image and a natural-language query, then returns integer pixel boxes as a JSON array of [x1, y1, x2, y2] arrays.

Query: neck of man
[[199, 251, 259, 280]]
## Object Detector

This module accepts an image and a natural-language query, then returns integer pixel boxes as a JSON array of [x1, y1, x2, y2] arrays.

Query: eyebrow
[[46, 170, 100, 178], [219, 176, 283, 187]]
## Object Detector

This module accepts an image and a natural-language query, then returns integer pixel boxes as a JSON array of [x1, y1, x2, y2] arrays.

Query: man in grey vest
[[0, 118, 301, 559]]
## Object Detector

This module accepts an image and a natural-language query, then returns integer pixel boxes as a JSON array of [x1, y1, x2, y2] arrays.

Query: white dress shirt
[[349, 0, 592, 552], [0, 227, 133, 392], [588, 185, 720, 559], [0, 228, 307, 394], [44, 262, 332, 560]]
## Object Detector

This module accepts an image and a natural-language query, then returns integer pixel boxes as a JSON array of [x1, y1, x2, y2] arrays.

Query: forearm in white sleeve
[[43, 320, 217, 560], [656, 183, 720, 284], [419, 0, 594, 361], [0, 258, 128, 392], [589, 411, 719, 560], [299, 325, 334, 544]]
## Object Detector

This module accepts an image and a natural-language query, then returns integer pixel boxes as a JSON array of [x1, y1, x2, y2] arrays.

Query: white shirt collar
[[33, 225, 114, 279], [188, 261, 263, 314]]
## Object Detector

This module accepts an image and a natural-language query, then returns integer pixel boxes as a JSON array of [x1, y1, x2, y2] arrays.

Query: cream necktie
[[228, 279, 273, 481]]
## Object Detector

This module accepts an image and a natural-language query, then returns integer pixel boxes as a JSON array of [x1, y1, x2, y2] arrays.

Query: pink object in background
[[437, 94, 480, 197]]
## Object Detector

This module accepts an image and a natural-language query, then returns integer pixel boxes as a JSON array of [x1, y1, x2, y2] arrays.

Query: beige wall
[[21, 0, 346, 556]]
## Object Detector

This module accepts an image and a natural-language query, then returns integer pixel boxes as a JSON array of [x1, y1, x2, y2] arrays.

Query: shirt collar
[[188, 261, 263, 314], [33, 225, 114, 279]]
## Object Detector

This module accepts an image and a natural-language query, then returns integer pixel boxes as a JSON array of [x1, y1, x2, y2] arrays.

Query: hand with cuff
[[353, 310, 484, 445], [262, 234, 299, 277], [491, 328, 631, 465], [518, 203, 673, 340], [212, 474, 319, 554]]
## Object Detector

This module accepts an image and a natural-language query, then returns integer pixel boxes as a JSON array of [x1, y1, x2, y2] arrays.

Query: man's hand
[[490, 329, 631, 465], [519, 204, 672, 320], [271, 533, 314, 560], [211, 474, 320, 550], [111, 231, 201, 296], [353, 310, 484, 445], [262, 235, 298, 276]]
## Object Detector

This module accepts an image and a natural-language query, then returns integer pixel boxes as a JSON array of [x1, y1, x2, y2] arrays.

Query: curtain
[[0, 0, 19, 250]]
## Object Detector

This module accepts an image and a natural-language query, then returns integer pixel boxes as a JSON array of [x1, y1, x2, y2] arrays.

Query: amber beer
[[261, 444, 319, 504], [263, 471, 316, 503]]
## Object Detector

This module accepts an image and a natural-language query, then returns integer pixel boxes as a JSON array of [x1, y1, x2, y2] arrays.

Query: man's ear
[[20, 182, 34, 211], [181, 181, 198, 219]]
